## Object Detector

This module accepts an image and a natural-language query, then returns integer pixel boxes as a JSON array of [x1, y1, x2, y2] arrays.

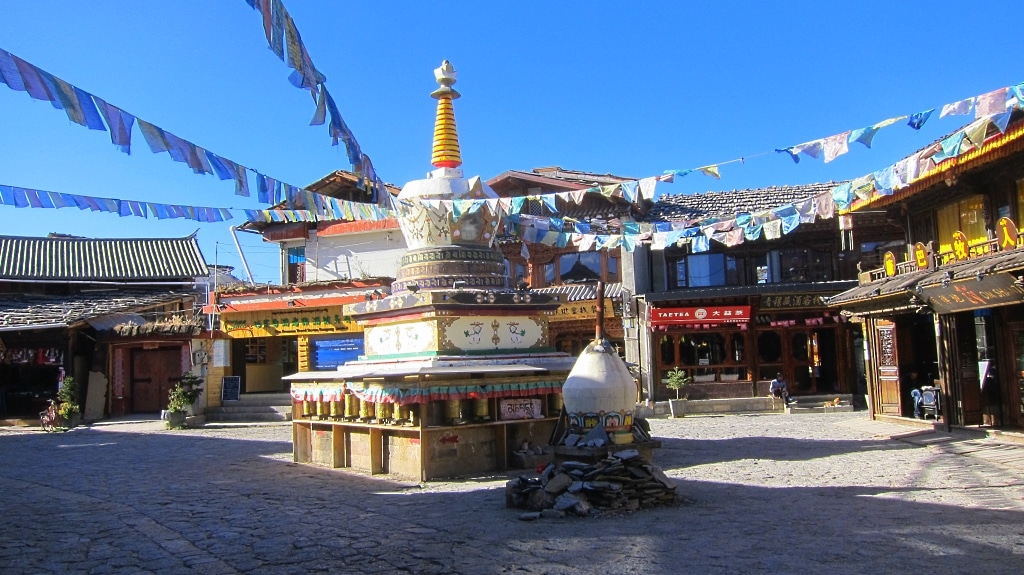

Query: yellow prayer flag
[[698, 165, 721, 179]]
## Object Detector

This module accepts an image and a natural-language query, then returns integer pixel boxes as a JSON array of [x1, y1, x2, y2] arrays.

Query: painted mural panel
[[364, 322, 436, 357], [442, 316, 544, 352]]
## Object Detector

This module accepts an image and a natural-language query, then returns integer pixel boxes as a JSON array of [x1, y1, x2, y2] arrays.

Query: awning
[[283, 362, 570, 382], [290, 379, 565, 405], [86, 313, 146, 331], [828, 247, 1024, 313]]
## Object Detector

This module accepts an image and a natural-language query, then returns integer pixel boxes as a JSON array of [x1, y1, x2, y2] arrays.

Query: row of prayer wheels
[[299, 392, 564, 426], [301, 394, 419, 425]]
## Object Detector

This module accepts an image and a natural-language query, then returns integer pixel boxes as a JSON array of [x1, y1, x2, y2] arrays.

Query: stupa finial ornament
[[430, 60, 462, 169]]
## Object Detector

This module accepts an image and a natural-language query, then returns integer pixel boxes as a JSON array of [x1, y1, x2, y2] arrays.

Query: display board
[[221, 376, 241, 402], [309, 336, 364, 370]]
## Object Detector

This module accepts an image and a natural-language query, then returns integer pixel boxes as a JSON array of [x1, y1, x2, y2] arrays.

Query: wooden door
[[873, 319, 901, 415], [954, 313, 982, 425], [1008, 326, 1024, 428], [131, 348, 182, 413]]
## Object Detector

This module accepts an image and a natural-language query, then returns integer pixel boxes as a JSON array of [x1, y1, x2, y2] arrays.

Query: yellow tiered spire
[[430, 60, 462, 169]]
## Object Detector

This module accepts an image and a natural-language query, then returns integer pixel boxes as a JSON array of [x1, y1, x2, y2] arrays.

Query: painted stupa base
[[288, 355, 574, 481], [549, 402, 662, 467], [566, 410, 635, 445]]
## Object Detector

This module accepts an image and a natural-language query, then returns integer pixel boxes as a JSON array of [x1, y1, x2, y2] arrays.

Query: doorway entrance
[[1009, 327, 1024, 428], [130, 348, 182, 413]]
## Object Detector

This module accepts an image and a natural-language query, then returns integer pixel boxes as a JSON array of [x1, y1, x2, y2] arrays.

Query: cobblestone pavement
[[2, 413, 1023, 575]]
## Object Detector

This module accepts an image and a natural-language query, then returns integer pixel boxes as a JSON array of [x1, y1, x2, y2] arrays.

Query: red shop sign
[[651, 306, 751, 325]]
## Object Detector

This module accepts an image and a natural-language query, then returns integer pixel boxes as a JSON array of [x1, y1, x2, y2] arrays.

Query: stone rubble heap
[[506, 448, 677, 520]]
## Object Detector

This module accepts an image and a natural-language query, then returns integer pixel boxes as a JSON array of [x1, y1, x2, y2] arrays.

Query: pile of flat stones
[[506, 449, 677, 520]]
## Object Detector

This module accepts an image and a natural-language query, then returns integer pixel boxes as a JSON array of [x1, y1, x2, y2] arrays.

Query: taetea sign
[[651, 306, 751, 325]]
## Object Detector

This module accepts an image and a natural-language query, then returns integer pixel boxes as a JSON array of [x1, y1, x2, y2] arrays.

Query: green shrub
[[56, 377, 81, 421], [168, 372, 204, 413], [666, 367, 692, 400]]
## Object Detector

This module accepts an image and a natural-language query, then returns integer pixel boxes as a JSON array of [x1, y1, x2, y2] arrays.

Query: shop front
[[831, 241, 1024, 430], [216, 301, 365, 403], [0, 329, 67, 417], [644, 291, 858, 402]]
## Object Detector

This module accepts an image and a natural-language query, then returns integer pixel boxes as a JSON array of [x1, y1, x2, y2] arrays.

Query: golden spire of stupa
[[430, 60, 462, 169]]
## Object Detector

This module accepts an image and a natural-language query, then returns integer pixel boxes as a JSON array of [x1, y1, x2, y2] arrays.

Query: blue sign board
[[310, 336, 364, 370]]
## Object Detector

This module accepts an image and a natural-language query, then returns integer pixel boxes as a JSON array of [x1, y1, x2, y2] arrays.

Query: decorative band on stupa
[[430, 60, 462, 169]]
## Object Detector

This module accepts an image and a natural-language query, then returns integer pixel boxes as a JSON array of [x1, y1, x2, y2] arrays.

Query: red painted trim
[[317, 218, 401, 237]]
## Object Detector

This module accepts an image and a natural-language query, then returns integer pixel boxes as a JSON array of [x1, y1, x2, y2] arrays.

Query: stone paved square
[[2, 413, 1023, 574]]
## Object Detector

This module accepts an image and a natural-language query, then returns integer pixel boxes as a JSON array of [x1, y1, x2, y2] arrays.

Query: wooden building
[[622, 184, 904, 403], [0, 234, 208, 422], [829, 108, 1024, 430]]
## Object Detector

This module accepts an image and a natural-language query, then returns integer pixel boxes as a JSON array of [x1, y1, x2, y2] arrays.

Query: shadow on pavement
[[1, 421, 1022, 575]]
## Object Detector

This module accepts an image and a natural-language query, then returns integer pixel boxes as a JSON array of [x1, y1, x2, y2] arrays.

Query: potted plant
[[166, 372, 204, 429], [56, 376, 81, 429], [665, 367, 692, 418]]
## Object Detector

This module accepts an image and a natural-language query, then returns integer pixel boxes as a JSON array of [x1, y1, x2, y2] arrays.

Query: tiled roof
[[529, 167, 637, 186], [0, 290, 198, 330], [487, 168, 638, 195], [534, 282, 623, 302], [645, 182, 840, 223], [0, 235, 208, 281]]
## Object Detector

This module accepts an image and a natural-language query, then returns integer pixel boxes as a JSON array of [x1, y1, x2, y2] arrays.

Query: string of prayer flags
[[243, 0, 325, 95], [0, 46, 394, 223], [0, 184, 234, 222], [838, 98, 1023, 213]]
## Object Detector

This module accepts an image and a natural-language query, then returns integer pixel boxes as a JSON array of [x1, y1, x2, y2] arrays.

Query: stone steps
[[638, 394, 857, 418], [206, 393, 293, 422]]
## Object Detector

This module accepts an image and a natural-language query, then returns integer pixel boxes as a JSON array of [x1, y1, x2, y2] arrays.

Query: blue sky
[[0, 1, 1016, 283]]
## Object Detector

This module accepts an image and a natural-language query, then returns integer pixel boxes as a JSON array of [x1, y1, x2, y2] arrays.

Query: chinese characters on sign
[[922, 273, 1024, 314], [220, 306, 357, 337], [997, 217, 1019, 250], [952, 231, 969, 261], [884, 251, 896, 277], [914, 242, 930, 270], [759, 295, 824, 310], [551, 299, 616, 322], [651, 306, 751, 325]]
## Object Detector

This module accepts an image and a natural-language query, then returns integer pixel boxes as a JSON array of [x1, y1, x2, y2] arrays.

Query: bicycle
[[39, 399, 63, 432]]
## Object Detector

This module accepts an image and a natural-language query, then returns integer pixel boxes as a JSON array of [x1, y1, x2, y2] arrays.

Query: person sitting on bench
[[769, 373, 796, 406]]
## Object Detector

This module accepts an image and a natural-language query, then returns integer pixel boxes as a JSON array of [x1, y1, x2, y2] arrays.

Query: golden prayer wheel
[[473, 397, 489, 419], [548, 393, 563, 413], [446, 399, 461, 422], [376, 401, 393, 421], [359, 399, 373, 420], [344, 394, 357, 418], [316, 397, 326, 418], [330, 400, 340, 418], [395, 403, 409, 421], [302, 398, 313, 417]]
